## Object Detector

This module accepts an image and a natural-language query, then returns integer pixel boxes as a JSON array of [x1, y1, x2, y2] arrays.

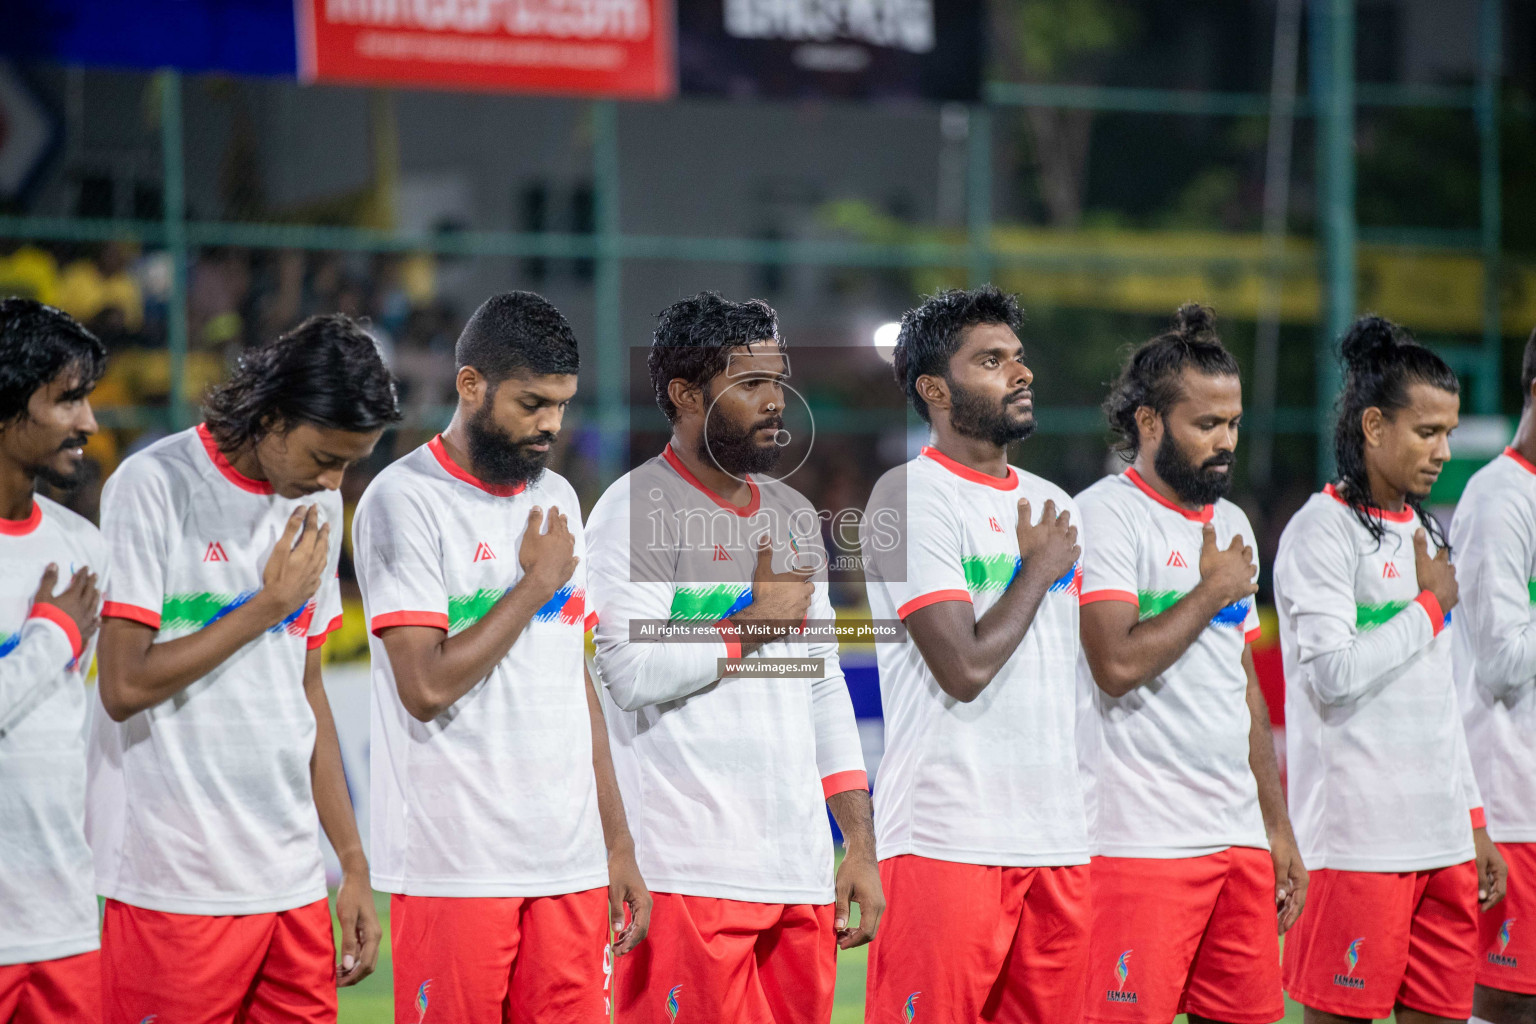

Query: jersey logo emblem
[[203, 542, 228, 563], [903, 992, 920, 1021], [712, 544, 732, 562], [1382, 561, 1400, 579], [473, 542, 496, 562], [1334, 938, 1365, 989], [988, 516, 1002, 533], [414, 979, 431, 1022], [1491, 919, 1518, 968], [665, 984, 682, 1022], [1166, 550, 1188, 569], [1106, 950, 1136, 1003]]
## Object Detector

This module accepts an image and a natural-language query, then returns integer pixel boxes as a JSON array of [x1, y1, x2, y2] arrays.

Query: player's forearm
[[0, 620, 77, 736], [597, 638, 725, 711], [1096, 585, 1228, 697], [304, 654, 369, 874], [1245, 669, 1292, 840], [1304, 599, 1435, 706], [98, 594, 290, 721], [937, 564, 1054, 702], [394, 579, 550, 721], [585, 670, 635, 857], [826, 787, 876, 858]]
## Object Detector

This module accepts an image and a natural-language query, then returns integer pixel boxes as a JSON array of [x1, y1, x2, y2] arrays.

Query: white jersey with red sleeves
[[1451, 448, 1536, 842], [586, 445, 866, 905], [353, 436, 607, 897], [861, 446, 1090, 868], [88, 424, 343, 915], [1074, 468, 1267, 858], [0, 496, 106, 965], [1275, 486, 1480, 872]]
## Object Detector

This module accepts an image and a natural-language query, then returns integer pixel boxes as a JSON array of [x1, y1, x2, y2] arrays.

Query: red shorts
[[613, 892, 835, 1024], [390, 889, 610, 1024], [866, 855, 1090, 1024], [1085, 848, 1284, 1024], [0, 950, 100, 1024], [1478, 842, 1536, 995], [1281, 861, 1478, 1019], [101, 897, 334, 1024]]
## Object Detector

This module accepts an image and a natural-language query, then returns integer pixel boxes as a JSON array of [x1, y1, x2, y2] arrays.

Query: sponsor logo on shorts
[[903, 991, 920, 1021], [665, 983, 681, 1022], [1106, 949, 1137, 1003], [138, 1017, 158, 1024], [1489, 918, 1518, 968], [415, 980, 431, 1022], [1333, 938, 1366, 990]]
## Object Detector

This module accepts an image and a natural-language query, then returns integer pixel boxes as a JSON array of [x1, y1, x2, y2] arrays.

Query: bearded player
[[1076, 305, 1304, 1024], [860, 286, 1090, 1023], [586, 292, 879, 1024], [354, 292, 649, 1022]]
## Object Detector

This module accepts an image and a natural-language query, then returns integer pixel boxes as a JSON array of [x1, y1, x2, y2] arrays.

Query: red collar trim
[[662, 444, 760, 516], [920, 445, 1018, 490], [196, 423, 275, 495], [1125, 467, 1214, 523], [1505, 447, 1536, 477], [428, 435, 526, 497], [1323, 482, 1416, 523], [0, 499, 41, 536]]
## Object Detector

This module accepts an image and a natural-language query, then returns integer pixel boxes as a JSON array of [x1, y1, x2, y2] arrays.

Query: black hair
[[1103, 304, 1239, 459], [891, 286, 1024, 423], [1521, 324, 1536, 406], [1333, 315, 1459, 549], [649, 292, 781, 423], [203, 313, 401, 452], [455, 291, 580, 383], [0, 299, 107, 425]]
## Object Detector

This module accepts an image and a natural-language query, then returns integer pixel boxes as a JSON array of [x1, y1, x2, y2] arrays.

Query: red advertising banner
[[297, 0, 674, 99]]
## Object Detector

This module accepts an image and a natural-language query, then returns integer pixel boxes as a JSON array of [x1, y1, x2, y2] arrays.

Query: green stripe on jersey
[[961, 554, 1018, 592], [1528, 580, 1536, 604], [1137, 590, 1184, 620], [448, 588, 504, 633], [160, 592, 248, 632], [670, 584, 750, 621], [1356, 601, 1410, 632]]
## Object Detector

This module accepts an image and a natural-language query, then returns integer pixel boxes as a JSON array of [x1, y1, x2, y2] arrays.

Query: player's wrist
[[335, 846, 369, 876]]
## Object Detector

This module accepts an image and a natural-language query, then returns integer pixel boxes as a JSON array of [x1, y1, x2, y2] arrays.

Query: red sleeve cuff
[[821, 769, 868, 799], [102, 600, 161, 630], [1080, 589, 1139, 608], [584, 610, 598, 633], [370, 610, 450, 636], [29, 602, 84, 659], [1415, 590, 1445, 637], [306, 613, 344, 650], [896, 589, 972, 619], [1244, 626, 1262, 645], [714, 619, 742, 660], [1471, 807, 1487, 830]]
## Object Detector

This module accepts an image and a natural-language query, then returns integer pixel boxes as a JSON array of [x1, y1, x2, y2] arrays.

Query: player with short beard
[[860, 287, 1090, 1023], [1276, 316, 1504, 1024], [0, 301, 106, 1024], [353, 292, 649, 1022], [586, 292, 877, 1024], [1076, 305, 1303, 1024]]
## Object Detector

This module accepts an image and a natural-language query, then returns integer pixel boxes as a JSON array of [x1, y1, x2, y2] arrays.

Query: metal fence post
[[1477, 0, 1503, 414], [160, 69, 190, 430], [592, 100, 624, 484], [1310, 0, 1356, 482]]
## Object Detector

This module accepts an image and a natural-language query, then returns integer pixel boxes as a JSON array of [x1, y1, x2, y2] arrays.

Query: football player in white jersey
[[92, 315, 397, 1023], [1076, 305, 1303, 1024], [860, 286, 1091, 1023], [587, 292, 877, 1024], [1275, 316, 1505, 1024], [354, 292, 649, 1022], [0, 300, 107, 1024], [1449, 325, 1536, 1024]]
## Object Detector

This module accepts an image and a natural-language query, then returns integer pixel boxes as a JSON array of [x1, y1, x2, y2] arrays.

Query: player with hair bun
[[1275, 315, 1504, 1024]]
